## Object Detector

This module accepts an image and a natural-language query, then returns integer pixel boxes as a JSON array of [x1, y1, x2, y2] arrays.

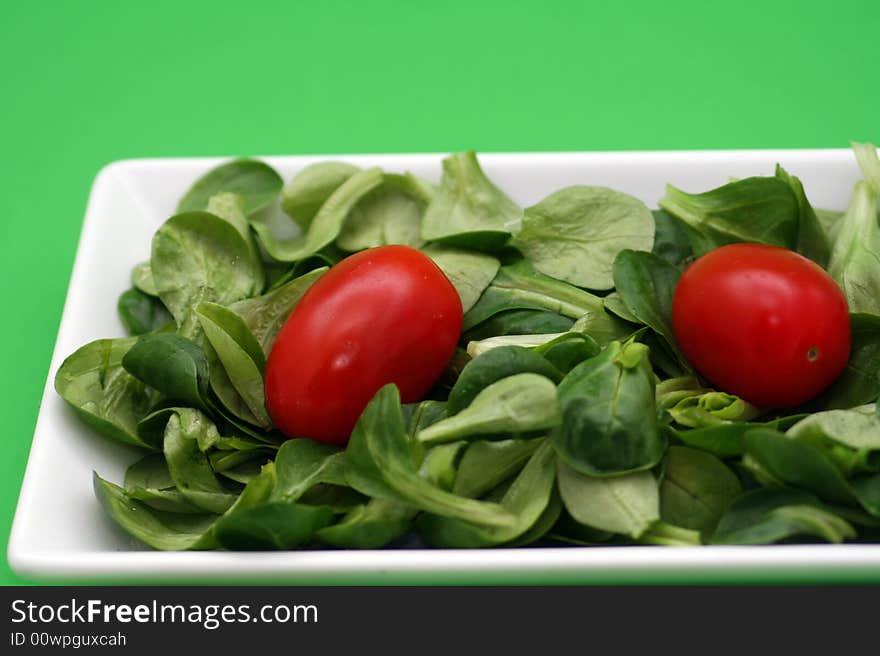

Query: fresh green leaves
[[163, 409, 238, 514], [447, 345, 561, 414], [418, 441, 557, 547], [178, 158, 283, 215], [151, 211, 263, 335], [316, 498, 413, 548], [552, 340, 664, 476], [344, 384, 518, 528], [271, 439, 346, 502], [651, 209, 692, 265], [281, 161, 360, 230], [557, 461, 659, 539], [853, 142, 880, 195], [785, 406, 880, 475], [659, 176, 798, 256], [55, 337, 154, 449], [453, 439, 541, 499], [213, 503, 335, 550], [743, 428, 856, 505], [122, 333, 210, 411], [230, 267, 325, 357], [818, 313, 880, 409], [336, 173, 431, 251], [612, 249, 690, 372], [463, 309, 573, 341], [131, 261, 158, 296], [423, 245, 499, 313], [117, 288, 172, 335], [196, 302, 270, 427], [658, 149, 874, 277], [464, 261, 630, 345], [775, 165, 830, 267], [421, 151, 521, 250], [124, 453, 203, 513], [659, 446, 742, 537], [249, 167, 384, 263], [93, 474, 220, 550], [417, 373, 559, 445], [71, 149, 880, 552], [667, 391, 758, 428], [711, 489, 855, 545], [512, 186, 654, 290], [93, 463, 276, 551], [827, 181, 880, 315]]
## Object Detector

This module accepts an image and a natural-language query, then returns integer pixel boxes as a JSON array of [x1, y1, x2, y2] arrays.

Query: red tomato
[[265, 245, 463, 443], [672, 243, 850, 408]]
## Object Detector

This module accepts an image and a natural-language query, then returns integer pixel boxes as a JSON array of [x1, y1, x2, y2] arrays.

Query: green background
[[1, 0, 878, 586]]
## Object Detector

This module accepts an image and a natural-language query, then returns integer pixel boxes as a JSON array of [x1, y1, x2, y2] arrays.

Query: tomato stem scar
[[807, 347, 820, 362]]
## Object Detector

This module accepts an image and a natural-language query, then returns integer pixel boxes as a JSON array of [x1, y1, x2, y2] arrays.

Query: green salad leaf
[[281, 161, 360, 230], [178, 158, 283, 215], [250, 167, 384, 262], [421, 151, 521, 250], [827, 181, 880, 315], [512, 185, 654, 290], [552, 340, 664, 477], [56, 337, 155, 450], [658, 176, 798, 255]]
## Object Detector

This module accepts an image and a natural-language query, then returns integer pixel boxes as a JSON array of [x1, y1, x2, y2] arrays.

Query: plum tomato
[[671, 243, 850, 408], [265, 245, 463, 444]]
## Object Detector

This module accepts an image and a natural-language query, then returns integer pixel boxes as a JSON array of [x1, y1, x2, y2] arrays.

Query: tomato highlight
[[265, 245, 463, 444], [672, 243, 851, 408]]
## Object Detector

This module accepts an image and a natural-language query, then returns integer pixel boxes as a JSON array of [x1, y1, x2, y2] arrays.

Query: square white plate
[[10, 149, 880, 584]]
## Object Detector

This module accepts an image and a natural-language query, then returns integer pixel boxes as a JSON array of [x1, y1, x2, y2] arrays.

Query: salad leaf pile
[[56, 145, 880, 550]]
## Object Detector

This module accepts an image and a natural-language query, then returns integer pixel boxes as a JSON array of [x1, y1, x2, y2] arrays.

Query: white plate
[[9, 149, 879, 584]]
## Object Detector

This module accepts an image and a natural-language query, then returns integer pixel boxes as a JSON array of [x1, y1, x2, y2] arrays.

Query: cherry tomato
[[672, 243, 850, 408], [265, 245, 463, 443]]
